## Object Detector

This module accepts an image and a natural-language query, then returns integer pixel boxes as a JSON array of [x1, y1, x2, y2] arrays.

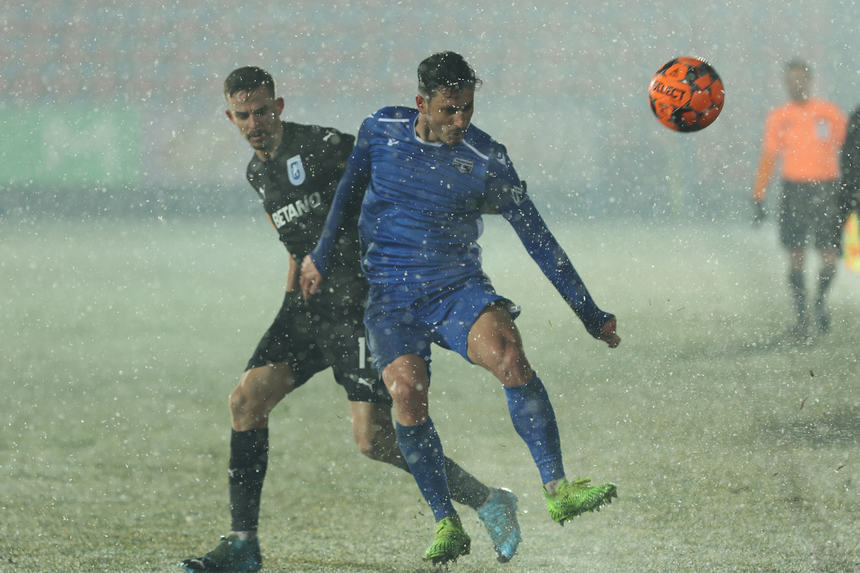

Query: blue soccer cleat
[[477, 487, 522, 562]]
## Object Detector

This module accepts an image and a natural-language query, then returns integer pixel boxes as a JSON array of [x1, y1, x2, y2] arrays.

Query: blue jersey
[[311, 106, 612, 338]]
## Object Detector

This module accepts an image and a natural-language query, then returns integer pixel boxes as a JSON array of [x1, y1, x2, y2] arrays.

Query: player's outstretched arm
[[501, 195, 615, 341], [486, 143, 616, 343], [303, 118, 373, 298]]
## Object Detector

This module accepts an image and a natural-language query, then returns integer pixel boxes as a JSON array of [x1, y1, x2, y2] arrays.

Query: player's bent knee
[[357, 434, 403, 466], [353, 422, 397, 462], [230, 367, 289, 418], [386, 382, 427, 409], [229, 384, 260, 418], [355, 438, 379, 460], [382, 375, 423, 404], [480, 339, 530, 385]]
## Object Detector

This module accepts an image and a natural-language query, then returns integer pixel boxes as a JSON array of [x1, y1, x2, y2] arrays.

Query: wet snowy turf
[[2, 217, 857, 572]]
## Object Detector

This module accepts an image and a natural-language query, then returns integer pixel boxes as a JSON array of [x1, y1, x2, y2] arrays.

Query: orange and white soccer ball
[[648, 57, 725, 132]]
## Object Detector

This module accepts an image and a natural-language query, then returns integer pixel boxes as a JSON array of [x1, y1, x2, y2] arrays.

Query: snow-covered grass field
[[2, 216, 857, 572]]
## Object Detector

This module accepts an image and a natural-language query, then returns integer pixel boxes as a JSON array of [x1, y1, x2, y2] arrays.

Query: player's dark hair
[[417, 51, 482, 98], [224, 66, 276, 99]]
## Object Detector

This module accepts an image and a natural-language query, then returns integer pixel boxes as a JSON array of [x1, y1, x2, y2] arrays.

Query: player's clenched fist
[[300, 254, 323, 300], [599, 317, 620, 348]]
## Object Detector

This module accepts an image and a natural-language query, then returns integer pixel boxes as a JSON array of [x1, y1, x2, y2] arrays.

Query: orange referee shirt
[[753, 97, 847, 201]]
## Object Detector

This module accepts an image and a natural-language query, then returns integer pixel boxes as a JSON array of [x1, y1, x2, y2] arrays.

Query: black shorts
[[245, 290, 391, 404], [779, 180, 842, 252]]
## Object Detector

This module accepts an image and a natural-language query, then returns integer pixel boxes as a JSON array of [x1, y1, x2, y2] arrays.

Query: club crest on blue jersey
[[286, 154, 306, 186], [508, 183, 526, 206], [452, 157, 474, 174]]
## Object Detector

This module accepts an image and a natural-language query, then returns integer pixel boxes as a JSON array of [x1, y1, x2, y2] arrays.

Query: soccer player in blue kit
[[180, 66, 521, 572], [301, 51, 620, 565]]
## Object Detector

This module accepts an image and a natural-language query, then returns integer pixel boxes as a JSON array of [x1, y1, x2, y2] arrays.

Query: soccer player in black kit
[[179, 67, 521, 572]]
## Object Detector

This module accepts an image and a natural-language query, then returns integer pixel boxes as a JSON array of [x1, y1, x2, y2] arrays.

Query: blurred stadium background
[[1, 1, 857, 220], [2, 4, 859, 571]]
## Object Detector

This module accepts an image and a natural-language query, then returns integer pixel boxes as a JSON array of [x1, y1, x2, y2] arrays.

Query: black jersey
[[246, 122, 363, 293]]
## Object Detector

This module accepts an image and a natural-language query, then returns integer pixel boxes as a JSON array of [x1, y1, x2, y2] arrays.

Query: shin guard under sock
[[788, 269, 806, 318], [505, 375, 564, 484], [229, 428, 269, 532], [816, 265, 836, 305], [396, 418, 455, 521]]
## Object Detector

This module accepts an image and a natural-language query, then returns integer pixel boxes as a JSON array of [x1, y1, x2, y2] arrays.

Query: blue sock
[[505, 375, 565, 484], [395, 418, 456, 522]]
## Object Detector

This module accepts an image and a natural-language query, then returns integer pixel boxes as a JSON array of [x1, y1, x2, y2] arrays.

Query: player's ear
[[416, 94, 426, 114], [225, 109, 235, 124], [275, 97, 285, 116]]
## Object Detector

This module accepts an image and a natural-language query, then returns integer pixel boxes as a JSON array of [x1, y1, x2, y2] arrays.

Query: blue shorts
[[364, 276, 520, 373]]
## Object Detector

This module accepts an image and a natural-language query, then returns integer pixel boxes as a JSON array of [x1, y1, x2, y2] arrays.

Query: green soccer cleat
[[545, 478, 617, 526], [180, 534, 262, 572], [423, 515, 471, 565], [477, 488, 521, 562]]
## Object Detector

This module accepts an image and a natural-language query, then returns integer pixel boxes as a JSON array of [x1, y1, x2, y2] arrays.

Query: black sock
[[788, 269, 806, 319], [816, 265, 836, 305], [444, 457, 491, 510], [229, 428, 269, 532]]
